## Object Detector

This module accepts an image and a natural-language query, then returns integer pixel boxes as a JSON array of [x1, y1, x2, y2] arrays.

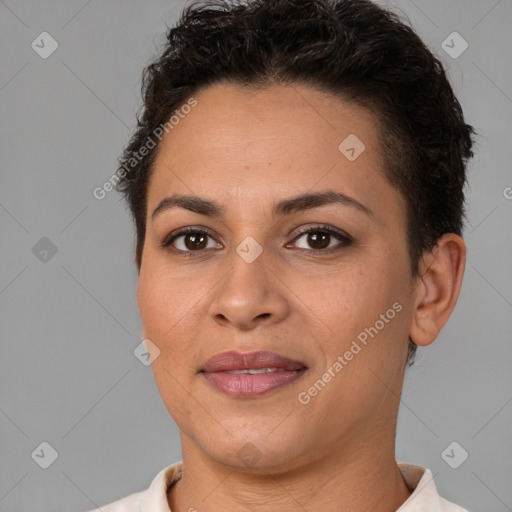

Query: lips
[[201, 350, 306, 373], [200, 350, 307, 397]]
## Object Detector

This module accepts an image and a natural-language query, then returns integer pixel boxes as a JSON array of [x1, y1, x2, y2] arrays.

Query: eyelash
[[161, 224, 353, 256]]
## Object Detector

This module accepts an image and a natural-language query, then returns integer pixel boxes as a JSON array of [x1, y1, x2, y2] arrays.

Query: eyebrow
[[151, 190, 373, 220]]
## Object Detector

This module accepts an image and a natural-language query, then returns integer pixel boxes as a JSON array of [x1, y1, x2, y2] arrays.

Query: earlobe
[[409, 233, 466, 347]]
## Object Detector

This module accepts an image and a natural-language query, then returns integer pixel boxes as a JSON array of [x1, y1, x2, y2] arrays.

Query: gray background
[[0, 1, 511, 511]]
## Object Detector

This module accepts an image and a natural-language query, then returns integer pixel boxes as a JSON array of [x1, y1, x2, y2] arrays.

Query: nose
[[208, 246, 290, 331]]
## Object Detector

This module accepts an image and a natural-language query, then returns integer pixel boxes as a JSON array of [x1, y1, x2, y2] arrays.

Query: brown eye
[[290, 225, 352, 252], [305, 231, 330, 249], [182, 232, 208, 250], [162, 228, 219, 253]]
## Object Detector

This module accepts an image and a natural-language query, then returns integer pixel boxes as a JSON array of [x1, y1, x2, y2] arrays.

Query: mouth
[[200, 350, 308, 397]]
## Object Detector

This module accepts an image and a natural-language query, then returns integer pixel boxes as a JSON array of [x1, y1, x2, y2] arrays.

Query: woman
[[90, 0, 475, 510]]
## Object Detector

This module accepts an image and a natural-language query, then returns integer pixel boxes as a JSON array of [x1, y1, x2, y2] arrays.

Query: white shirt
[[88, 461, 470, 512]]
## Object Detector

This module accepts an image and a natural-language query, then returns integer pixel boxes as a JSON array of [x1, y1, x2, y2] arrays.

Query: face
[[137, 82, 418, 471]]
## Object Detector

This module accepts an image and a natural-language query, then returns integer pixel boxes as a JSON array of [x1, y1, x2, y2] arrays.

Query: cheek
[[137, 265, 203, 420], [139, 254, 194, 327], [298, 265, 408, 424], [309, 263, 397, 336], [308, 255, 410, 378], [137, 262, 204, 368]]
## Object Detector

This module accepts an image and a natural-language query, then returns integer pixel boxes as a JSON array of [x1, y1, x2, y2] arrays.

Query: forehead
[[147, 81, 404, 225], [155, 81, 383, 161]]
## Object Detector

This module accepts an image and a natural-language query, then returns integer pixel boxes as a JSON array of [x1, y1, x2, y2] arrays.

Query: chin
[[197, 423, 310, 472]]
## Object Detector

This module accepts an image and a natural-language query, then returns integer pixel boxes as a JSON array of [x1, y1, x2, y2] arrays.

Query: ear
[[409, 233, 466, 347]]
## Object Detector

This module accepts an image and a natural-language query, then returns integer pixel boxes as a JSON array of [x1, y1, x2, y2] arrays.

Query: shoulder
[[438, 496, 471, 512], [85, 461, 183, 512], [88, 491, 144, 512], [397, 461, 470, 512]]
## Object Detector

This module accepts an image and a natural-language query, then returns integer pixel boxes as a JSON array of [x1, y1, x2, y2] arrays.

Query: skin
[[136, 82, 466, 512]]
